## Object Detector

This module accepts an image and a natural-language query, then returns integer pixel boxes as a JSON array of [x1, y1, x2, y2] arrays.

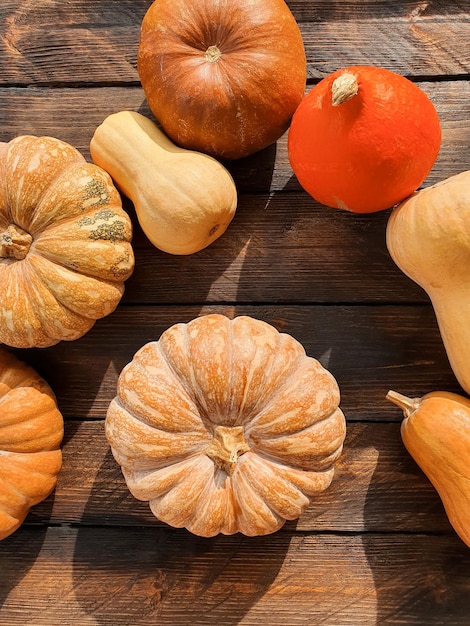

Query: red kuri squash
[[288, 66, 441, 213]]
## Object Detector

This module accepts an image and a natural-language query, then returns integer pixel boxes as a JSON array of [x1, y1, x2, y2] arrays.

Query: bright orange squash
[[0, 349, 64, 540], [387, 389, 470, 547], [288, 65, 442, 213]]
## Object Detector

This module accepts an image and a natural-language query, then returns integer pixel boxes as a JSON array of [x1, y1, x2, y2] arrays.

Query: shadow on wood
[[71, 451, 292, 625], [0, 526, 49, 610], [362, 435, 470, 624]]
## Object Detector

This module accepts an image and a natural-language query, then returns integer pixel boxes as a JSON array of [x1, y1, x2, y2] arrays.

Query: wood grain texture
[[0, 526, 469, 626], [0, 1, 469, 84], [0, 81, 469, 192], [15, 304, 461, 421], [1, 1, 470, 623], [24, 420, 454, 534]]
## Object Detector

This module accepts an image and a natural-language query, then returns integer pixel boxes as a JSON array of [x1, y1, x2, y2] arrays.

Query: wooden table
[[1, 1, 470, 624]]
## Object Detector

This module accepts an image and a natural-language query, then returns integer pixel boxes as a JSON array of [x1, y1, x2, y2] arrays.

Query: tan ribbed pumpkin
[[0, 135, 135, 348], [0, 349, 64, 541], [106, 314, 347, 537]]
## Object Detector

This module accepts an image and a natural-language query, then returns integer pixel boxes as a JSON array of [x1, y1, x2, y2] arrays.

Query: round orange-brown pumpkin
[[0, 348, 64, 541], [288, 65, 442, 213], [137, 0, 307, 160], [106, 314, 347, 537], [0, 135, 135, 348]]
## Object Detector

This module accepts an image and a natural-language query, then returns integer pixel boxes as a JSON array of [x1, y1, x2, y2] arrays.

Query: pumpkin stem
[[206, 425, 251, 476], [0, 224, 33, 260], [331, 73, 359, 106], [205, 45, 222, 63], [386, 390, 421, 417]]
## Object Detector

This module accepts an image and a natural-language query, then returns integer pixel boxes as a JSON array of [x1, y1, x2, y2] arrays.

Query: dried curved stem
[[386, 390, 421, 418], [0, 224, 33, 260], [332, 72, 359, 106]]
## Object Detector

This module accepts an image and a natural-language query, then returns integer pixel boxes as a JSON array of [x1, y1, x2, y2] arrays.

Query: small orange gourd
[[387, 389, 470, 547], [288, 65, 441, 213], [106, 314, 347, 537], [0, 135, 135, 348], [0, 349, 64, 541]]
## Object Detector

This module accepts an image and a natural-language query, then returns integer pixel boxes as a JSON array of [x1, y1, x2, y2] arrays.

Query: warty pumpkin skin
[[0, 348, 63, 541], [137, 0, 307, 160], [387, 389, 470, 548], [386, 171, 470, 394], [0, 135, 135, 348], [106, 314, 347, 537]]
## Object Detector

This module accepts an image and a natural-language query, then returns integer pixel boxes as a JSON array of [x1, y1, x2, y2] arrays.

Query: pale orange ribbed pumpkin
[[0, 349, 64, 541], [106, 314, 347, 537], [0, 135, 135, 348]]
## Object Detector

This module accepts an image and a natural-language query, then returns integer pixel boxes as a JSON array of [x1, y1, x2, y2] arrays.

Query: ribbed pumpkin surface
[[106, 314, 347, 537]]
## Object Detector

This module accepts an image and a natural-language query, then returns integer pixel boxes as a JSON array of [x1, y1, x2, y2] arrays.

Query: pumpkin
[[0, 135, 135, 348], [0, 348, 63, 541], [288, 65, 442, 213], [137, 0, 307, 160], [386, 171, 470, 394], [106, 314, 346, 537], [90, 111, 237, 255], [387, 389, 470, 547]]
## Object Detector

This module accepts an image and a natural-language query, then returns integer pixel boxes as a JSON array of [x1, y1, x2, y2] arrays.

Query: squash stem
[[205, 45, 222, 63], [0, 224, 33, 260], [331, 73, 358, 106], [205, 425, 250, 476], [386, 390, 421, 417]]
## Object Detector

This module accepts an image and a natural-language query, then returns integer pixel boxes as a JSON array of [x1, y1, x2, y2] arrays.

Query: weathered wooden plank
[[124, 194, 419, 304], [2, 85, 469, 302], [24, 420, 453, 534], [0, 526, 469, 625], [302, 14, 470, 79], [0, 81, 468, 194], [16, 304, 461, 422], [0, 1, 469, 85]]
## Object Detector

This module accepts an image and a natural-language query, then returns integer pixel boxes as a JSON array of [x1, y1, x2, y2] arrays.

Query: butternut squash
[[90, 111, 237, 255], [387, 389, 470, 547], [386, 171, 470, 394]]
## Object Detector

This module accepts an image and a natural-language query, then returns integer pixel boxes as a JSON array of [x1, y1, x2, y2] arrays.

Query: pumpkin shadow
[[232, 170, 426, 307], [361, 410, 470, 624], [0, 527, 49, 611], [121, 112, 279, 311], [71, 451, 292, 625]]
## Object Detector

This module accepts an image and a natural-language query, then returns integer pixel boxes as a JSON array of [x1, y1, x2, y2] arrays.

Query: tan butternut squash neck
[[90, 111, 179, 199]]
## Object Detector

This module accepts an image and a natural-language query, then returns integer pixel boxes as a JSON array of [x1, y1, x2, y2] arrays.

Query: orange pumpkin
[[0, 135, 135, 348], [0, 349, 64, 541], [137, 0, 306, 160], [288, 65, 442, 213], [106, 314, 347, 537]]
